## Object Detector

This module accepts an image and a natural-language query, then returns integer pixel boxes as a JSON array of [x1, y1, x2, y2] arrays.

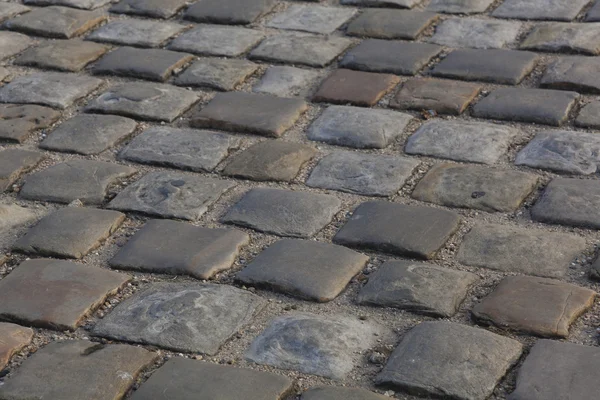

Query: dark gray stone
[[184, 0, 277, 24], [586, 1, 600, 21], [15, 39, 109, 72], [0, 205, 36, 233], [520, 23, 600, 55], [0, 3, 30, 22], [493, 0, 588, 21], [576, 100, 600, 128], [429, 18, 522, 49], [347, 10, 437, 39], [174, 58, 258, 91], [24, 0, 110, 9], [169, 25, 264, 57], [87, 19, 187, 48], [341, 0, 420, 7], [111, 0, 189, 18], [427, 0, 494, 13], [302, 387, 388, 400], [253, 66, 321, 97], [541, 56, 600, 93], [0, 149, 45, 191], [0, 32, 35, 60], [0, 104, 61, 143], [266, 4, 356, 34], [592, 255, 600, 280]]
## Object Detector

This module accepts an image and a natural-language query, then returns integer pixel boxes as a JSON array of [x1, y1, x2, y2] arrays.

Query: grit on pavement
[[0, 0, 599, 398]]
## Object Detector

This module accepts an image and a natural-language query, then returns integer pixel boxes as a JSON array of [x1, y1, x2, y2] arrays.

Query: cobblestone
[[169, 24, 264, 57], [0, 323, 32, 369], [302, 387, 388, 400], [174, 58, 259, 91], [429, 18, 522, 49], [0, 104, 60, 143], [492, 0, 589, 21], [111, 0, 190, 19], [0, 32, 34, 60], [184, 0, 277, 25], [541, 56, 600, 94], [346, 9, 437, 40], [576, 100, 600, 128], [24, 0, 110, 8], [341, 0, 419, 7], [427, 0, 494, 14], [5, 6, 106, 38], [253, 66, 321, 97], [87, 19, 187, 48], [267, 4, 356, 35], [521, 23, 600, 55], [314, 69, 399, 107], [0, 2, 29, 22], [0, 205, 35, 232], [14, 39, 109, 72], [0, 149, 44, 191]]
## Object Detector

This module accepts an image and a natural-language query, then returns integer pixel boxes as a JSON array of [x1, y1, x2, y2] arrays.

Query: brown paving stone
[[174, 58, 259, 91], [0, 322, 33, 369], [0, 205, 36, 233], [347, 9, 437, 39], [14, 39, 109, 72], [0, 3, 30, 23], [0, 32, 35, 60], [0, 149, 45, 192], [87, 19, 188, 48], [392, 78, 481, 115], [313, 69, 400, 107], [0, 104, 61, 143], [185, 0, 277, 25], [302, 387, 388, 400], [111, 0, 190, 18]]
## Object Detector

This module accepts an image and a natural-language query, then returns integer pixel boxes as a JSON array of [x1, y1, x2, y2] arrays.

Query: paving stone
[[253, 66, 322, 97], [405, 120, 517, 164], [174, 58, 259, 91], [19, 160, 136, 205], [237, 239, 368, 302], [586, 1, 600, 21], [121, 127, 240, 172], [0, 340, 157, 400], [0, 259, 129, 330], [0, 205, 36, 233], [341, 0, 420, 7], [0, 104, 61, 143], [346, 10, 437, 39], [109, 171, 233, 221], [169, 24, 264, 57], [307, 151, 419, 196], [87, 19, 187, 48], [592, 255, 600, 280], [24, 0, 111, 9], [93, 283, 265, 354], [541, 56, 600, 94], [223, 141, 316, 182], [333, 201, 460, 259], [431, 49, 538, 85], [0, 323, 33, 369], [472, 88, 579, 126], [0, 68, 9, 81], [313, 69, 399, 107], [391, 78, 481, 115], [0, 72, 103, 110], [429, 18, 522, 49], [520, 23, 600, 55], [412, 163, 538, 212], [302, 387, 388, 400], [0, 149, 45, 191], [493, 0, 588, 21], [5, 6, 106, 39], [457, 223, 586, 278], [249, 32, 353, 68], [185, 0, 275, 25], [247, 313, 391, 380], [577, 100, 600, 128], [0, 32, 35, 60], [472, 276, 596, 337], [111, 0, 189, 18], [509, 340, 600, 400], [376, 322, 522, 400], [14, 39, 108, 72], [0, 3, 30, 22], [85, 82, 199, 122], [427, 0, 494, 13], [267, 4, 356, 34], [191, 92, 307, 138], [13, 207, 125, 259], [340, 40, 442, 75]]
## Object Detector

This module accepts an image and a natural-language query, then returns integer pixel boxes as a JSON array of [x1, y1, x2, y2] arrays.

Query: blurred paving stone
[[169, 25, 264, 57], [0, 323, 32, 369], [121, 127, 240, 172], [307, 151, 418, 196], [0, 205, 36, 232], [0, 3, 29, 22], [13, 207, 125, 259], [110, 219, 249, 279], [520, 23, 600, 55], [267, 4, 356, 34], [493, 0, 588, 21], [185, 0, 277, 24], [20, 160, 135, 205], [174, 58, 258, 91], [111, 0, 189, 18], [93, 283, 265, 354], [302, 387, 388, 400], [0, 104, 61, 143], [131, 359, 293, 400], [586, 1, 600, 21], [405, 120, 517, 164], [108, 171, 234, 221], [86, 82, 198, 122], [457, 223, 586, 278], [358, 260, 477, 317], [308, 106, 413, 149], [313, 69, 399, 107], [247, 313, 391, 380], [0, 32, 35, 60], [576, 101, 600, 128], [5, 6, 106, 39], [88, 19, 187, 48], [346, 10, 437, 39], [429, 18, 521, 49], [0, 340, 157, 400], [24, 0, 111, 9], [341, 0, 420, 7], [340, 40, 442, 75], [376, 322, 522, 400], [223, 141, 316, 182], [253, 66, 321, 97], [333, 201, 460, 259], [237, 239, 368, 302], [15, 40, 109, 72], [0, 68, 9, 81], [412, 163, 538, 212], [472, 276, 596, 337], [0, 259, 129, 330], [592, 256, 600, 280], [427, 0, 494, 13], [472, 88, 578, 126], [541, 56, 600, 93], [0, 149, 45, 191], [0, 72, 103, 109], [191, 92, 307, 137], [0, 255, 5, 266]]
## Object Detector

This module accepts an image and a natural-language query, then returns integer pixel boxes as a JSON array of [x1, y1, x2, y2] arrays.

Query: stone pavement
[[0, 0, 600, 399]]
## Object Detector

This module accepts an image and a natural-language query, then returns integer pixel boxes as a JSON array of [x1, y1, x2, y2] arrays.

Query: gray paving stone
[[0, 259, 129, 330], [577, 100, 600, 128], [111, 0, 189, 18], [347, 10, 437, 40], [110, 219, 248, 279], [237, 239, 368, 302], [457, 223, 586, 278], [0, 67, 9, 81], [302, 387, 388, 400], [0, 32, 35, 60], [472, 88, 579, 126], [120, 127, 240, 172], [0, 72, 103, 109], [307, 151, 418, 196], [85, 82, 199, 122], [429, 18, 522, 49], [586, 1, 600, 21], [191, 92, 307, 138], [253, 66, 322, 97], [223, 141, 316, 182], [0, 322, 33, 369], [376, 322, 522, 400], [15, 39, 109, 72], [0, 340, 157, 400], [247, 313, 391, 380], [169, 25, 264, 57], [0, 205, 36, 233], [108, 171, 234, 221], [249, 32, 353, 68], [493, 0, 588, 21], [93, 283, 265, 354], [0, 104, 61, 143], [0, 2, 30, 22], [0, 149, 45, 191], [431, 49, 538, 85], [341, 0, 420, 8], [358, 260, 477, 317], [405, 120, 517, 164], [592, 255, 600, 280], [20, 160, 136, 205], [520, 23, 600, 55], [541, 56, 600, 94], [24, 0, 111, 9], [412, 163, 538, 212], [185, 0, 276, 25], [174, 58, 259, 91], [267, 4, 356, 34], [473, 276, 596, 337], [427, 0, 494, 14], [333, 201, 460, 259], [131, 359, 293, 400], [87, 19, 187, 48]]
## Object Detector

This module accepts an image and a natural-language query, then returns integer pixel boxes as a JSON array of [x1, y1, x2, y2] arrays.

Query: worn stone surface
[[392, 78, 481, 115], [429, 18, 522, 49], [93, 283, 265, 354], [302, 387, 388, 400], [376, 322, 522, 400], [267, 4, 356, 34], [333, 201, 460, 259], [253, 66, 321, 97], [24, 0, 111, 9], [412, 163, 538, 212], [169, 25, 264, 57], [87, 19, 187, 48], [457, 223, 586, 278], [0, 205, 36, 233], [237, 239, 368, 302], [0, 104, 61, 143], [0, 149, 45, 191], [592, 256, 600, 280], [0, 2, 30, 22], [13, 207, 125, 259], [313, 69, 399, 107], [111, 0, 189, 18], [493, 0, 588, 21], [110, 219, 249, 279], [541, 56, 600, 93], [185, 0, 276, 24], [427, 0, 494, 13], [0, 323, 33, 369], [0, 68, 9, 81], [472, 276, 596, 337], [307, 151, 419, 196], [174, 58, 258, 91], [341, 0, 420, 7], [347, 10, 437, 39], [576, 100, 600, 128], [520, 23, 600, 55], [108, 171, 234, 221], [0, 32, 34, 60], [15, 39, 109, 72], [586, 1, 600, 21], [0, 259, 129, 330]]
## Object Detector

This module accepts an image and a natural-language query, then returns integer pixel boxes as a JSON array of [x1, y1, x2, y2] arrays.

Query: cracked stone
[[341, 0, 420, 7], [24, 0, 111, 9], [541, 56, 600, 94], [174, 58, 259, 91], [429, 18, 522, 49], [493, 0, 589, 21], [0, 323, 32, 369], [520, 23, 600, 55], [0, 32, 35, 60], [0, 205, 36, 233], [267, 4, 356, 34], [0, 104, 61, 143], [427, 0, 494, 13], [0, 3, 30, 22], [313, 69, 400, 107], [184, 0, 277, 25], [169, 24, 264, 57], [253, 66, 321, 97], [87, 19, 187, 48], [392, 78, 481, 115], [15, 39, 109, 72], [576, 100, 600, 128], [302, 387, 389, 400], [111, 0, 190, 18], [347, 10, 437, 39], [0, 149, 45, 192]]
